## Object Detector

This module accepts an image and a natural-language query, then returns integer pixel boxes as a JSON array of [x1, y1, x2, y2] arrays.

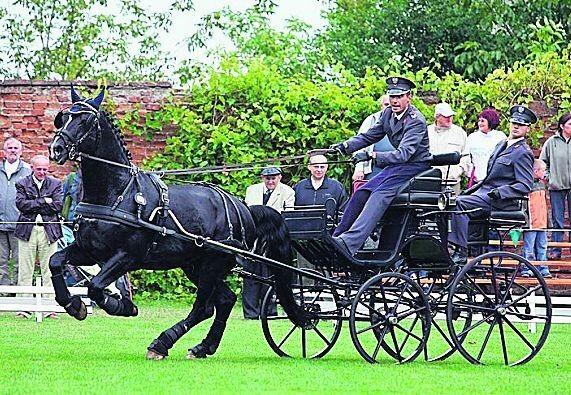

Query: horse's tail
[[248, 205, 307, 325]]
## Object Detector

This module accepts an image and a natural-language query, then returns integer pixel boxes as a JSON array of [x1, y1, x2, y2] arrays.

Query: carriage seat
[[390, 152, 461, 208], [489, 209, 527, 227]]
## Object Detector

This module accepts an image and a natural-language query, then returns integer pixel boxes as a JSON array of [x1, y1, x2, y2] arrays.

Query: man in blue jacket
[[329, 76, 432, 255], [448, 105, 536, 264]]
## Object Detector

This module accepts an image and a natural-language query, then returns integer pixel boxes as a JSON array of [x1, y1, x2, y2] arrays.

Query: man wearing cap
[[427, 102, 469, 195], [448, 105, 536, 264], [329, 76, 432, 255], [242, 166, 295, 319]]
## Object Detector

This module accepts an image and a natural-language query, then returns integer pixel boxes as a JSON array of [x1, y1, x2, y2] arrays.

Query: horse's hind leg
[[187, 281, 237, 359], [146, 256, 234, 360]]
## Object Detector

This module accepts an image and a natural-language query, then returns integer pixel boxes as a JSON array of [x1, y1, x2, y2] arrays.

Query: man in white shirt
[[427, 102, 469, 195]]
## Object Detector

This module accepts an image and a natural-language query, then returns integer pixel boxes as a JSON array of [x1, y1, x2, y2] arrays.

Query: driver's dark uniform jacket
[[333, 104, 432, 254], [448, 138, 534, 249]]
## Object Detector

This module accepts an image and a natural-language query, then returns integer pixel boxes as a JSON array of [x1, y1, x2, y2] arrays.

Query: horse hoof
[[186, 350, 199, 360], [132, 306, 139, 316], [76, 302, 88, 321], [146, 350, 166, 360]]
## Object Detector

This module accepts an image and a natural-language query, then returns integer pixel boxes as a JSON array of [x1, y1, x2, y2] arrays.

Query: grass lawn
[[0, 300, 570, 395]]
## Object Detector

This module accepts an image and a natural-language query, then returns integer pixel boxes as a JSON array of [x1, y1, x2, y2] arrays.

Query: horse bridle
[[54, 101, 101, 161]]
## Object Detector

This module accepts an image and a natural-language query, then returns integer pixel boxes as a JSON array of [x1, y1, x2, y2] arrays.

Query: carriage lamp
[[438, 193, 447, 210]]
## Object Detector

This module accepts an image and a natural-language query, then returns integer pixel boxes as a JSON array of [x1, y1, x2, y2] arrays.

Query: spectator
[[15, 155, 63, 319], [448, 105, 536, 265], [539, 112, 571, 260], [294, 154, 347, 210], [329, 76, 432, 256], [427, 102, 469, 195], [242, 166, 295, 319], [522, 159, 551, 277], [466, 108, 506, 185], [0, 138, 31, 289], [61, 165, 83, 222], [352, 95, 394, 182], [294, 154, 347, 273]]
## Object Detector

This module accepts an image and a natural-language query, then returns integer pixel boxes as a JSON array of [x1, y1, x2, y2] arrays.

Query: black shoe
[[450, 246, 468, 265], [332, 237, 352, 256]]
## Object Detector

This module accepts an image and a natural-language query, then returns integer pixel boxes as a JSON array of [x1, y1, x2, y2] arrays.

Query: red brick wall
[[0, 80, 176, 179]]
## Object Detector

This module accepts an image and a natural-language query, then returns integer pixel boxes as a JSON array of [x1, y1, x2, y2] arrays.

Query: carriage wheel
[[414, 273, 473, 362], [446, 251, 552, 366], [260, 270, 343, 359], [349, 272, 431, 364]]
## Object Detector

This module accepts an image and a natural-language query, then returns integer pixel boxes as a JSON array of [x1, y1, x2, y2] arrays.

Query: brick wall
[[0, 80, 177, 179]]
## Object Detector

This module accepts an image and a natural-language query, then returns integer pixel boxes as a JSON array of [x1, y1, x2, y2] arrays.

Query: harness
[[55, 101, 251, 252]]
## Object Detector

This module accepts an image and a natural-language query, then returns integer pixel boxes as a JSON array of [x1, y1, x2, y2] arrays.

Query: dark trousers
[[549, 189, 571, 257], [333, 163, 429, 254], [242, 260, 276, 319], [448, 193, 492, 248]]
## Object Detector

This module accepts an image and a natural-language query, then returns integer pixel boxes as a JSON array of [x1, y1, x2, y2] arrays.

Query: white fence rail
[[0, 276, 92, 322]]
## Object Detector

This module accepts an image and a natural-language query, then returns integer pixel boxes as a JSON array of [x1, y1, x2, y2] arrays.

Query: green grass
[[0, 300, 570, 395]]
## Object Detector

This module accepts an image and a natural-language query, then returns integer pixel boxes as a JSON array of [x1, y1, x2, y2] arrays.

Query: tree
[[0, 0, 193, 80], [178, 0, 327, 83], [317, 0, 571, 80]]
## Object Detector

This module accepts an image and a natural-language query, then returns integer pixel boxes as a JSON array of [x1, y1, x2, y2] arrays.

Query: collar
[[32, 175, 44, 189], [310, 176, 326, 190], [394, 109, 407, 121], [507, 137, 524, 147], [4, 159, 19, 175]]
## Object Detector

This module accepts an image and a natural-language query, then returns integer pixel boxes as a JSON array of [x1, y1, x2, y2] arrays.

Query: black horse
[[48, 87, 305, 360]]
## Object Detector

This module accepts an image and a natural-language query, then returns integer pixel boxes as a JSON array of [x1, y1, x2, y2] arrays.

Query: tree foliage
[[317, 0, 571, 80], [177, 0, 327, 84], [0, 0, 193, 80]]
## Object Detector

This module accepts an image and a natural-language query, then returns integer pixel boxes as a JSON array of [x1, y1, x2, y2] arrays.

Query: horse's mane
[[101, 110, 133, 161]]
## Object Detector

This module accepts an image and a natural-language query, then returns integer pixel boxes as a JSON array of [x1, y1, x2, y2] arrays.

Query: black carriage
[[257, 153, 552, 366]]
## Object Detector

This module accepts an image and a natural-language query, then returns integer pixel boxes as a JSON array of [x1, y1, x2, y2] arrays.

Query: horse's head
[[49, 86, 105, 165]]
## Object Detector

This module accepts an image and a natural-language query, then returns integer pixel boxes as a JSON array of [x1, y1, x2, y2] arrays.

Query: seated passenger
[[329, 76, 432, 256], [448, 105, 536, 265]]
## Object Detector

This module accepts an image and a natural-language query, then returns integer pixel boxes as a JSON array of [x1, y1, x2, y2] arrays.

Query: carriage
[[254, 153, 552, 366], [47, 87, 551, 366]]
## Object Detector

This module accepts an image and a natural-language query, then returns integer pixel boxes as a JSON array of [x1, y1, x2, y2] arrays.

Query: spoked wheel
[[260, 269, 343, 359], [447, 251, 552, 366], [414, 273, 473, 362], [349, 272, 431, 364]]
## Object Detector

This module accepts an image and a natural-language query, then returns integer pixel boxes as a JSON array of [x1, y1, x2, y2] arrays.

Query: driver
[[329, 76, 432, 255]]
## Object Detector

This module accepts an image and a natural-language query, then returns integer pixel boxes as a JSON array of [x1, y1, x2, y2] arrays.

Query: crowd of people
[[2, 76, 570, 321], [0, 138, 118, 319]]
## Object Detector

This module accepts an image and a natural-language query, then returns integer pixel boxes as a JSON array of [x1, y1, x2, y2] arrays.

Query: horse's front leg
[[49, 243, 94, 320], [87, 250, 138, 317]]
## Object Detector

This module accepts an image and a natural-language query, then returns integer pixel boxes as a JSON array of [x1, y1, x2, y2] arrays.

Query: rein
[[77, 149, 352, 177]]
